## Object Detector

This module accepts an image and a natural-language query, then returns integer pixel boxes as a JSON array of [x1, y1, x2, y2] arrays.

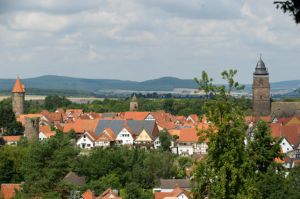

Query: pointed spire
[[12, 76, 25, 93], [254, 54, 268, 75], [131, 93, 137, 102]]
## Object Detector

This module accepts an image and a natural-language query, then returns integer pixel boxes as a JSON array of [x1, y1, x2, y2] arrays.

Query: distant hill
[[0, 75, 299, 95], [0, 75, 197, 93]]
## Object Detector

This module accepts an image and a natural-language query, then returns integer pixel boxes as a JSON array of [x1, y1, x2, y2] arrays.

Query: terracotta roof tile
[[120, 112, 150, 120], [1, 184, 21, 199], [39, 125, 56, 138], [63, 119, 99, 134], [12, 77, 25, 93], [82, 189, 95, 199], [1, 136, 21, 142], [155, 186, 190, 199]]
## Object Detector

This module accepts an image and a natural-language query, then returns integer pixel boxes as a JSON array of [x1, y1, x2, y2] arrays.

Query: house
[[169, 128, 208, 156], [0, 136, 21, 145], [186, 114, 199, 124], [39, 125, 56, 140], [116, 127, 134, 145], [76, 131, 98, 149], [135, 129, 155, 145], [0, 184, 21, 199], [154, 185, 190, 199], [95, 128, 116, 147], [101, 188, 122, 199], [40, 110, 63, 125], [154, 179, 191, 193], [270, 123, 300, 155], [146, 111, 177, 130], [82, 189, 96, 199], [95, 120, 159, 146]]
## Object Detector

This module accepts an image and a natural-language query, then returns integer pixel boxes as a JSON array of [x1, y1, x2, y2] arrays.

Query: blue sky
[[0, 0, 299, 83]]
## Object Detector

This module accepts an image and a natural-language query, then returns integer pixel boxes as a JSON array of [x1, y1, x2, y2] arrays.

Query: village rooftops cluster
[[0, 108, 209, 156]]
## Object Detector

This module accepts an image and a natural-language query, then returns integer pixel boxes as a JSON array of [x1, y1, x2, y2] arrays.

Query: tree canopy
[[274, 0, 300, 23]]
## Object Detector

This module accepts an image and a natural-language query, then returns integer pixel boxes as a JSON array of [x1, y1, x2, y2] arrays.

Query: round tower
[[12, 77, 25, 116], [252, 56, 271, 116], [130, 94, 138, 111]]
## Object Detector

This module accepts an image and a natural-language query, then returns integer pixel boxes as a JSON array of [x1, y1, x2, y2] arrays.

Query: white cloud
[[10, 12, 69, 32], [0, 0, 299, 82]]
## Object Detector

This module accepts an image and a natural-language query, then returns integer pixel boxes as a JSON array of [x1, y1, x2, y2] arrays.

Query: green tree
[[124, 182, 153, 199], [247, 120, 282, 173], [0, 103, 24, 135], [0, 145, 28, 183], [44, 95, 72, 111], [192, 70, 252, 199], [285, 166, 300, 198], [274, 0, 300, 23], [88, 173, 121, 195], [20, 132, 79, 197], [158, 130, 171, 151]]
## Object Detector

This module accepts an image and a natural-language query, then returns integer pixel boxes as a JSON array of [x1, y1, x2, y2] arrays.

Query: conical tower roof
[[131, 94, 137, 102], [254, 56, 268, 75], [12, 77, 25, 93]]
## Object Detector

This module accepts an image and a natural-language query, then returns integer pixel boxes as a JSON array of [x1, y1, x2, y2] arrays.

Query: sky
[[0, 0, 299, 83]]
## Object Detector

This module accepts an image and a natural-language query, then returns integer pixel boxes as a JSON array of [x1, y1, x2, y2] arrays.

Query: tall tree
[[0, 102, 24, 135], [20, 132, 79, 197], [274, 0, 300, 23], [192, 70, 255, 198], [247, 120, 282, 173]]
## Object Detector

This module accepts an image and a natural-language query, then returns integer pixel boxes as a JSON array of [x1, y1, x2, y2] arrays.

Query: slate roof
[[160, 179, 191, 189], [254, 57, 268, 75], [95, 120, 157, 137], [63, 172, 86, 186]]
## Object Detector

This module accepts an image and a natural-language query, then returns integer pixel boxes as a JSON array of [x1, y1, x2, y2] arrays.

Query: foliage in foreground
[[192, 70, 283, 199]]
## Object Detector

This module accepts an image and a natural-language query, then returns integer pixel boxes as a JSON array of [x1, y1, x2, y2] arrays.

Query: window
[[87, 144, 90, 147]]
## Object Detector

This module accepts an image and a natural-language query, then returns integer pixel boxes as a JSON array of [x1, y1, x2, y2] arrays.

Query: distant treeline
[[18, 95, 252, 116]]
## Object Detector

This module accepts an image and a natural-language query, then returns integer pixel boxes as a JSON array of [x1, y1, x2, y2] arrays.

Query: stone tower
[[12, 77, 25, 116], [252, 56, 271, 116], [130, 94, 138, 111], [24, 117, 40, 141]]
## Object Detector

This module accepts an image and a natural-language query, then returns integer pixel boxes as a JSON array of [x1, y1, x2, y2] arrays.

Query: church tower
[[252, 56, 271, 116], [130, 94, 138, 111], [12, 77, 25, 116]]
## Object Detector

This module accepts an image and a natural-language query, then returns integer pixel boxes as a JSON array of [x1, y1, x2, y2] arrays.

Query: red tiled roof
[[1, 136, 21, 142], [101, 188, 121, 199], [1, 184, 21, 199], [150, 111, 176, 130], [270, 123, 300, 147], [97, 128, 116, 142], [187, 114, 199, 123], [12, 77, 25, 93], [82, 189, 95, 199], [16, 114, 42, 126], [120, 112, 150, 120], [39, 125, 56, 138], [63, 119, 99, 133], [154, 186, 190, 199]]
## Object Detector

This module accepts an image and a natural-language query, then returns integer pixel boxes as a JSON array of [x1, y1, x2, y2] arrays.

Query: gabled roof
[[12, 77, 25, 93], [271, 123, 300, 148], [95, 120, 158, 138], [101, 188, 122, 199], [187, 114, 199, 123], [160, 179, 191, 189], [0, 184, 21, 199], [63, 172, 86, 186], [1, 136, 21, 143], [39, 125, 56, 138], [120, 112, 150, 120], [150, 111, 176, 130], [96, 128, 116, 142], [82, 189, 96, 199], [63, 119, 99, 133], [155, 186, 190, 199]]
